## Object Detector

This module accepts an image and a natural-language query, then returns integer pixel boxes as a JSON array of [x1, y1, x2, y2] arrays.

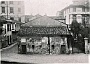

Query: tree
[[0, 17, 4, 35], [71, 19, 90, 42], [0, 16, 6, 35], [70, 19, 80, 38], [0, 22, 3, 35]]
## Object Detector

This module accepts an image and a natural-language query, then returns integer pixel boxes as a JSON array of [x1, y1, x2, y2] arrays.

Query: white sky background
[[24, 0, 73, 16], [0, 0, 73, 16]]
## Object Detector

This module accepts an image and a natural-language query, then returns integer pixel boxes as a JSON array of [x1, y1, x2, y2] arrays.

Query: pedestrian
[[17, 41, 21, 53], [28, 42, 31, 52]]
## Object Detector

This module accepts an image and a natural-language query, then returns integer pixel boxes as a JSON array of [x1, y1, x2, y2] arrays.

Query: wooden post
[[65, 37, 69, 54], [48, 36, 50, 54]]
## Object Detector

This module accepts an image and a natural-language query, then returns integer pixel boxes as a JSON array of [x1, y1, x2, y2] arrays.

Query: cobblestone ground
[[1, 44, 89, 63]]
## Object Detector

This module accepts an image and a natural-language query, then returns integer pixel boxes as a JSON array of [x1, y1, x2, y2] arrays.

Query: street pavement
[[1, 44, 89, 63]]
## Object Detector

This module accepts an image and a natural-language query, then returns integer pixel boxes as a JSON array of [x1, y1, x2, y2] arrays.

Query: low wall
[[89, 43, 90, 54]]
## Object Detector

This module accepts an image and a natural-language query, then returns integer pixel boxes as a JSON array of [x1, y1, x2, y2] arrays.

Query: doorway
[[60, 45, 66, 54], [22, 45, 27, 54]]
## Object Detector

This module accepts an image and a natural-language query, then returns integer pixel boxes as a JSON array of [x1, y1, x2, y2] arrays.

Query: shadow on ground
[[1, 61, 33, 64]]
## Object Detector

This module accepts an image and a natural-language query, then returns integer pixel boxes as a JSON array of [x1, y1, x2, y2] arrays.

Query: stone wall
[[26, 37, 67, 54]]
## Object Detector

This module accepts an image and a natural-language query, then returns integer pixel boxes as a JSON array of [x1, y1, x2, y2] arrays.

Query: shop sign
[[21, 38, 26, 42]]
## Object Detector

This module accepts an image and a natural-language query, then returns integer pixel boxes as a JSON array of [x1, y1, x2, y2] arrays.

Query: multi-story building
[[57, 0, 90, 53], [73, 0, 89, 5], [0, 16, 21, 48], [57, 0, 90, 27], [0, 1, 25, 23], [0, 1, 24, 48]]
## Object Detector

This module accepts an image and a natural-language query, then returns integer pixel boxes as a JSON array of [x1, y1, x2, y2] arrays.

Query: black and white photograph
[[0, 0, 90, 64]]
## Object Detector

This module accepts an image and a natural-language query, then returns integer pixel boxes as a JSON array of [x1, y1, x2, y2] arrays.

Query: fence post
[[84, 37, 89, 54]]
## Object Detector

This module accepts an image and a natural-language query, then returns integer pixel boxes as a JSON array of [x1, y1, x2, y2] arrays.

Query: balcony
[[69, 12, 90, 15]]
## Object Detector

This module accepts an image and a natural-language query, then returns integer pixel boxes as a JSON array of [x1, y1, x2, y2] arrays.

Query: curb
[[0, 43, 17, 52]]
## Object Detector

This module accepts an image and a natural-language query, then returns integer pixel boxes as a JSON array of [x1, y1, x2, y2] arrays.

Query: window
[[1, 1, 5, 4], [76, 8, 82, 12], [70, 8, 73, 12], [7, 24, 9, 31], [10, 17, 14, 20], [73, 7, 76, 12], [10, 7, 14, 13], [12, 24, 15, 31], [9, 1, 13, 4], [1, 7, 5, 13], [7, 24, 11, 31], [18, 8, 21, 13], [82, 7, 85, 12], [9, 24, 11, 31]]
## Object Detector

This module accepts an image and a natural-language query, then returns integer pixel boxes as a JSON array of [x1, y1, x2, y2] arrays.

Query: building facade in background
[[73, 0, 89, 5], [0, 18, 21, 49], [57, 0, 90, 53], [57, 0, 90, 27], [0, 1, 25, 23]]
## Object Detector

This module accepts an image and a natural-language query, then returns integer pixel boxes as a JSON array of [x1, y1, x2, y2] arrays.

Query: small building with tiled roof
[[17, 15, 72, 54], [20, 15, 69, 37]]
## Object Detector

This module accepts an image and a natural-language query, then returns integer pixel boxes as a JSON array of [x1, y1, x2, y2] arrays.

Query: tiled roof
[[18, 15, 69, 36], [18, 26, 69, 36], [49, 16, 65, 20], [22, 15, 66, 27], [25, 14, 42, 23]]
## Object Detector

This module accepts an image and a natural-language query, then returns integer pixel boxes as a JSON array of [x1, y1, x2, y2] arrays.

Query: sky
[[24, 0, 73, 16], [0, 0, 73, 16]]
